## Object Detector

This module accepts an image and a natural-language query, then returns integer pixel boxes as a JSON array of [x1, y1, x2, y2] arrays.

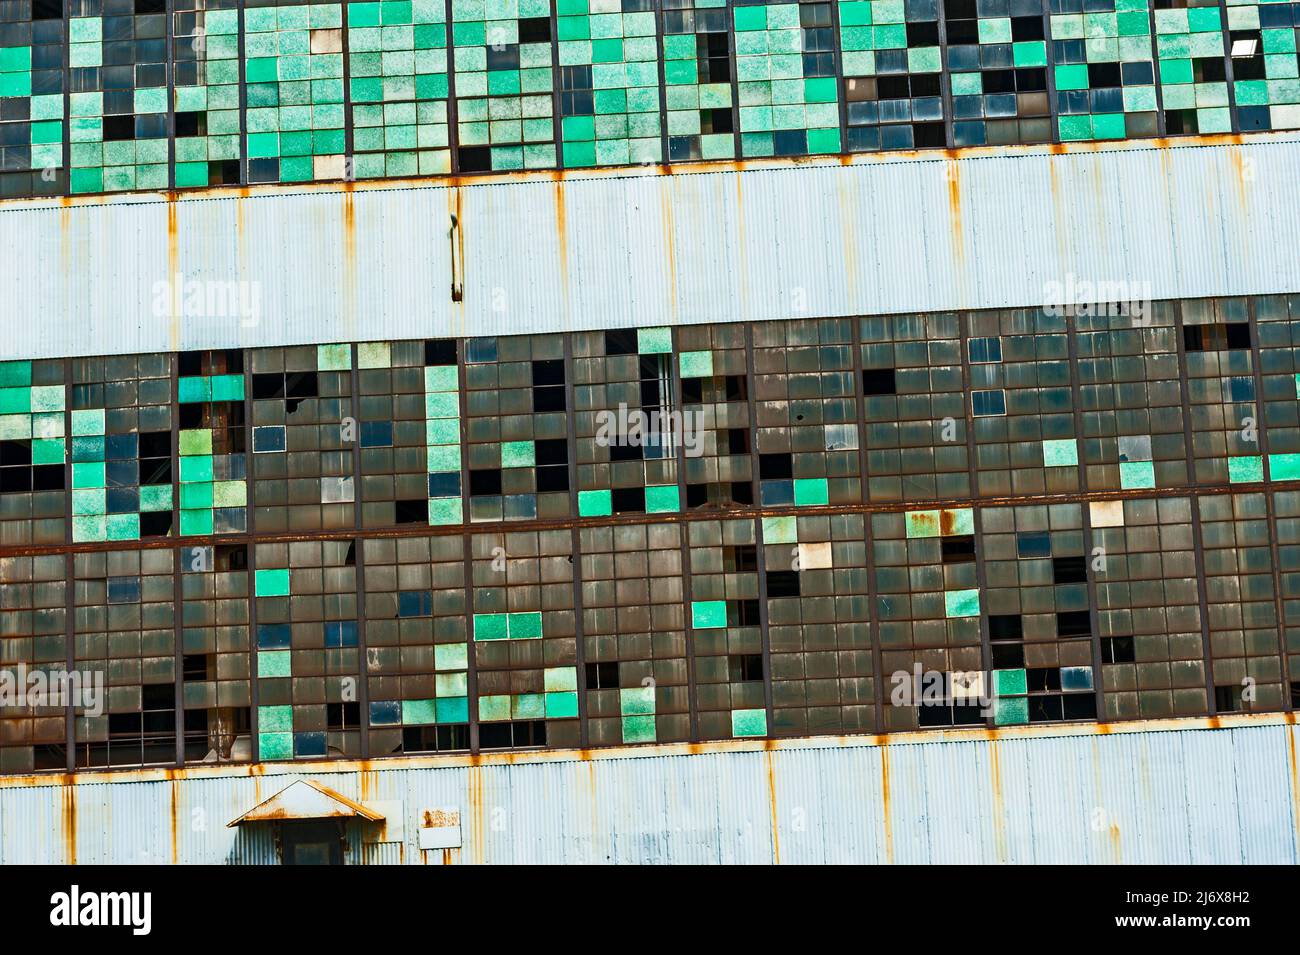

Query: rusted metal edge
[[4, 130, 1296, 215], [0, 710, 1293, 792]]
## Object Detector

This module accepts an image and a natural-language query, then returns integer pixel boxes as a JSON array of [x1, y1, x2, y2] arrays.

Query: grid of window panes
[[471, 528, 580, 748], [451, 0, 557, 172], [72, 547, 176, 768], [253, 538, 360, 760], [839, 0, 946, 150], [766, 511, 876, 735], [1181, 296, 1261, 486], [70, 352, 174, 543], [677, 322, 753, 510], [1197, 491, 1285, 712], [0, 0, 65, 198], [249, 343, 354, 532], [1075, 301, 1188, 493], [346, 0, 452, 178], [66, 0, 171, 194], [1049, 0, 1158, 142], [173, 0, 243, 188], [573, 327, 680, 519], [663, 0, 736, 160], [1228, 0, 1300, 133], [981, 502, 1096, 725], [946, 0, 1053, 146], [362, 534, 470, 754], [753, 318, 861, 507], [177, 348, 245, 536], [464, 334, 570, 522], [873, 505, 985, 730], [14, 296, 1300, 772], [179, 542, 252, 762], [557, 0, 662, 167], [687, 517, 768, 738], [356, 339, 437, 527], [859, 311, 968, 503], [1090, 495, 1208, 719], [1154, 0, 1231, 135], [244, 0, 347, 184], [968, 307, 1081, 497], [732, 0, 840, 155], [579, 521, 691, 744], [0, 554, 68, 772], [0, 357, 66, 547]]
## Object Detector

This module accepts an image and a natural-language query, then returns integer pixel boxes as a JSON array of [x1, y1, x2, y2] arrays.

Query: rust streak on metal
[[166, 194, 180, 353], [62, 784, 76, 865], [989, 735, 1007, 863], [879, 742, 893, 864], [170, 778, 179, 864], [552, 175, 569, 319], [945, 158, 963, 267], [660, 186, 677, 319], [342, 182, 357, 341], [1286, 724, 1300, 860], [764, 749, 781, 865], [468, 763, 484, 865]]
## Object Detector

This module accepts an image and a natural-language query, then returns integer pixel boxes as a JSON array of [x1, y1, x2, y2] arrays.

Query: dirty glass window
[[0, 555, 68, 772], [860, 311, 967, 503], [73, 547, 176, 768], [250, 344, 354, 532], [579, 521, 690, 745], [253, 538, 360, 760], [180, 543, 252, 763], [678, 322, 753, 510], [753, 318, 860, 509], [572, 327, 680, 519], [688, 517, 768, 739], [471, 528, 579, 748], [766, 512, 875, 736], [465, 333, 570, 522], [363, 534, 469, 754]]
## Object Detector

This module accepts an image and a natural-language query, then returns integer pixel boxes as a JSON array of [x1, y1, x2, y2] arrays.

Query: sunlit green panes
[[663, 0, 736, 160], [557, 0, 661, 168], [173, 2, 243, 189], [452, 0, 557, 172], [0, 9, 66, 197], [735, 0, 841, 157], [839, 0, 945, 150], [1051, 0, 1158, 142], [69, 12, 169, 194], [245, 2, 347, 184], [348, 0, 452, 179], [1227, 0, 1300, 133], [1154, 1, 1231, 135]]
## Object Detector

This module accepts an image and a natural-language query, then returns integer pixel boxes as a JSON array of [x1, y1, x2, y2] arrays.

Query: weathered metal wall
[[0, 717, 1295, 864], [2, 134, 1297, 361]]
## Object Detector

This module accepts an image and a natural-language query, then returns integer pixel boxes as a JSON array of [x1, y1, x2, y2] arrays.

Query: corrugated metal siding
[[0, 721, 1296, 864], [2, 136, 1298, 360]]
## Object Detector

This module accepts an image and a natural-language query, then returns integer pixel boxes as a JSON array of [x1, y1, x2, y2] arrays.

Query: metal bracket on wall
[[450, 213, 464, 303]]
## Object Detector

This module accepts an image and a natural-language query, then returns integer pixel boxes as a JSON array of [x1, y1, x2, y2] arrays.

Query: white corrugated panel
[[0, 720, 1296, 863], [2, 135, 1298, 360]]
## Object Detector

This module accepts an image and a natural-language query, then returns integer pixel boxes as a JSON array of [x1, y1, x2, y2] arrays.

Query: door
[[281, 821, 344, 865]]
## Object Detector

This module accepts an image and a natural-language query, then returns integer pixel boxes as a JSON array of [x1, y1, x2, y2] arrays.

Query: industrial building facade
[[2, 295, 1300, 773], [1, 0, 1298, 869]]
